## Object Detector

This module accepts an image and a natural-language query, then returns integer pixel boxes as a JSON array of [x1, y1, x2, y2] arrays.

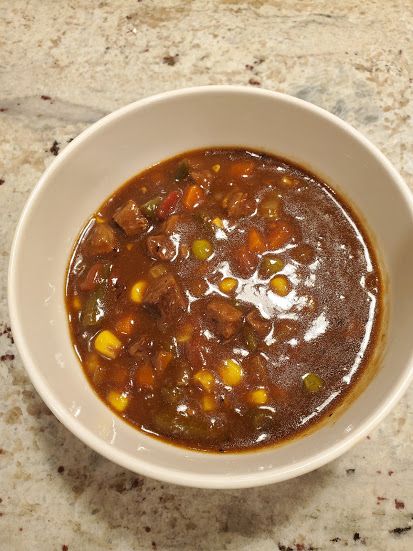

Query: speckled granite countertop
[[0, 1, 412, 550]]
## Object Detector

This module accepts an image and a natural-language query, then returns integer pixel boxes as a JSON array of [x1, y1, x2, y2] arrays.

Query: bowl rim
[[8, 84, 413, 489]]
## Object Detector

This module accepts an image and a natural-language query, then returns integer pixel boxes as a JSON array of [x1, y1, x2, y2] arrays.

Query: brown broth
[[65, 148, 384, 452]]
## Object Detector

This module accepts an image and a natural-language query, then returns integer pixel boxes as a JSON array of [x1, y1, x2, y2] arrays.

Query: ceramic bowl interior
[[8, 86, 413, 488]]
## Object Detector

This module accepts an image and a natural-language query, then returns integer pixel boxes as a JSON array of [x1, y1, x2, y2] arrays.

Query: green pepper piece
[[81, 287, 105, 326], [243, 326, 258, 352], [302, 372, 325, 393], [175, 161, 189, 181], [81, 262, 111, 326], [141, 196, 162, 220]]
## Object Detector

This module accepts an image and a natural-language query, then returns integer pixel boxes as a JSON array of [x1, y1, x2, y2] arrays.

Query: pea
[[260, 255, 284, 277], [302, 372, 325, 393], [191, 239, 213, 261]]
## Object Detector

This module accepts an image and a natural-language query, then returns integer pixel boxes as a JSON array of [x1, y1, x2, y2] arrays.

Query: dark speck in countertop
[[50, 140, 60, 156], [163, 54, 179, 66]]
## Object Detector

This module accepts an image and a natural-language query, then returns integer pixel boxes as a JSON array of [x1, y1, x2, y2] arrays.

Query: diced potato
[[130, 280, 147, 303], [115, 315, 136, 335], [192, 239, 213, 261], [212, 217, 224, 229], [126, 243, 134, 251], [194, 369, 215, 392], [149, 263, 167, 279], [72, 296, 82, 310], [212, 164, 221, 173], [85, 353, 100, 374], [281, 175, 299, 188], [176, 323, 193, 343], [270, 275, 291, 297], [249, 388, 268, 405], [154, 350, 173, 371], [202, 395, 216, 412], [94, 330, 122, 359], [219, 277, 238, 294], [220, 359, 243, 386], [107, 391, 129, 412], [303, 372, 325, 393]]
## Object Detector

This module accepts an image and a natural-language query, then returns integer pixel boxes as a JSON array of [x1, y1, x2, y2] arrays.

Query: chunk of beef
[[142, 273, 187, 322], [147, 234, 176, 261], [190, 169, 213, 191], [86, 223, 118, 255], [246, 309, 271, 337], [128, 335, 153, 357], [224, 190, 254, 218], [206, 298, 243, 339], [248, 354, 268, 383], [113, 199, 148, 236]]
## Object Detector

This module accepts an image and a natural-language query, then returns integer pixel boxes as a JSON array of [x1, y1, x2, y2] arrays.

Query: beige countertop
[[0, 1, 412, 550]]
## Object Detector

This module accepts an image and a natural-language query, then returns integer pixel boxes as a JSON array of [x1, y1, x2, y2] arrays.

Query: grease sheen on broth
[[65, 148, 383, 452]]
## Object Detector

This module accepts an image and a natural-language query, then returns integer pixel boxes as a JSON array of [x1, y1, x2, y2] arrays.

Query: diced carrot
[[183, 184, 205, 210], [266, 220, 294, 250], [247, 228, 266, 254], [115, 315, 137, 335], [136, 362, 154, 388], [228, 160, 255, 178], [153, 350, 173, 372]]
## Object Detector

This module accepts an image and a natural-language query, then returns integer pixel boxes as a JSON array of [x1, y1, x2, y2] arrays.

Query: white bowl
[[8, 86, 413, 489]]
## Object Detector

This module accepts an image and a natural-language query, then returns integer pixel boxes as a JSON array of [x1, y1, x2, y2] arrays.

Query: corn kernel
[[107, 391, 129, 412], [220, 359, 243, 386], [194, 370, 215, 392], [270, 275, 291, 297], [126, 243, 134, 251], [202, 394, 216, 412], [212, 217, 224, 229], [130, 280, 147, 303], [176, 323, 193, 343], [94, 330, 122, 359], [72, 296, 82, 310], [249, 388, 268, 405], [219, 277, 238, 294], [212, 163, 221, 173]]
